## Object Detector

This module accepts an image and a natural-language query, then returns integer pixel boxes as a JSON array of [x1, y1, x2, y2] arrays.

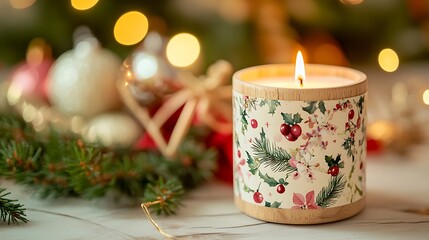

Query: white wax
[[252, 76, 354, 89]]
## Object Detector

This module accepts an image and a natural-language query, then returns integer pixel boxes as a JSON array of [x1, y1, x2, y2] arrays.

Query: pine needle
[[316, 174, 346, 208], [0, 188, 28, 225]]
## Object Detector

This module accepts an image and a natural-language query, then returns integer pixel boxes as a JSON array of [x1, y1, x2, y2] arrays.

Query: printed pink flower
[[288, 157, 298, 168], [291, 190, 319, 210]]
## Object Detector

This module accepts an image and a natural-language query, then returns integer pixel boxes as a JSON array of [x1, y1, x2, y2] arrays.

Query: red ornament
[[9, 39, 53, 102]]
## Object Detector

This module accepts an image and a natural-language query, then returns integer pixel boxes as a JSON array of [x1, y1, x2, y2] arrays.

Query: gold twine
[[141, 201, 175, 239]]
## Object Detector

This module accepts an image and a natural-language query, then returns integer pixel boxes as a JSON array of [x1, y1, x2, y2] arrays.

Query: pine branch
[[0, 188, 28, 224], [142, 177, 185, 215], [0, 113, 217, 215], [316, 174, 346, 208], [251, 128, 295, 173]]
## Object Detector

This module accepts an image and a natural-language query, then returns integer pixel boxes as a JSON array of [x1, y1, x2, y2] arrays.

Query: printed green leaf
[[293, 113, 303, 124], [264, 201, 282, 208], [356, 96, 364, 114], [325, 155, 335, 167], [258, 171, 279, 187], [271, 201, 281, 208], [281, 113, 303, 125], [278, 178, 285, 184], [281, 113, 294, 125], [318, 101, 326, 114], [243, 183, 255, 193], [302, 101, 318, 114], [265, 100, 280, 114], [246, 151, 258, 175]]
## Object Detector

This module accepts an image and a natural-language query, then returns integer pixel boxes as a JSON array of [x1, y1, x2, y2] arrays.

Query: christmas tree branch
[[0, 113, 217, 216], [0, 188, 28, 224]]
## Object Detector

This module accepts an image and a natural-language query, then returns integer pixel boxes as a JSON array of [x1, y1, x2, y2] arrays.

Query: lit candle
[[232, 52, 367, 224]]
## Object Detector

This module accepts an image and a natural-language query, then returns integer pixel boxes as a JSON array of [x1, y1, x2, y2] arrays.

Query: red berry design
[[237, 150, 241, 158], [360, 161, 363, 170], [291, 124, 302, 138], [348, 109, 355, 120], [285, 134, 298, 142], [276, 184, 285, 194], [280, 123, 291, 136], [251, 119, 258, 128], [328, 165, 340, 176], [335, 104, 341, 110], [356, 116, 361, 129], [253, 191, 263, 203]]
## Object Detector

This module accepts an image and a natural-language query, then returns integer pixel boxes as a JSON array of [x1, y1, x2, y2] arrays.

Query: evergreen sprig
[[143, 177, 185, 215], [316, 174, 346, 208], [0, 113, 217, 216], [0, 188, 28, 224], [251, 128, 295, 173]]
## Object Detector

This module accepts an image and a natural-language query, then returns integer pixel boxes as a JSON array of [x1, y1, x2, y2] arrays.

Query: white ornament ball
[[47, 39, 122, 118], [83, 112, 142, 148]]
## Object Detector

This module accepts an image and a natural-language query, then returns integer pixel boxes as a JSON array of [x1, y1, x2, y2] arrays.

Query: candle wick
[[298, 76, 304, 88]]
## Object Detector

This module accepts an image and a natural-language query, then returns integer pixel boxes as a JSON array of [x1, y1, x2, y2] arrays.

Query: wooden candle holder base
[[235, 197, 365, 224]]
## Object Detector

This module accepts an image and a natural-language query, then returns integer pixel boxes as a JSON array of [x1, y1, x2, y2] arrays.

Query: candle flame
[[295, 51, 306, 88]]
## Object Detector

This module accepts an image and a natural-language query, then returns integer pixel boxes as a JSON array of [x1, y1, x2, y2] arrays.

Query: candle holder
[[233, 64, 367, 224]]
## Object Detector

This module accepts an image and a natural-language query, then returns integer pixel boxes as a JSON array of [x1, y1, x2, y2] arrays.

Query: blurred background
[[1, 0, 429, 154], [1, 0, 428, 68]]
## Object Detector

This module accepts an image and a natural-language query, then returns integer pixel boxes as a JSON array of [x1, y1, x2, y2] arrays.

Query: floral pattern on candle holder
[[233, 93, 366, 209]]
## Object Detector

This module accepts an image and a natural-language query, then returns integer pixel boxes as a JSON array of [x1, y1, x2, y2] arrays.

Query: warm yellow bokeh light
[[10, 0, 36, 9], [166, 33, 200, 67], [71, 0, 99, 10], [423, 90, 429, 105], [378, 48, 399, 72], [114, 11, 149, 46]]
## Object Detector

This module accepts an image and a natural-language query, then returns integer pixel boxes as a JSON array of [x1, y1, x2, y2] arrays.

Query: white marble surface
[[2, 147, 429, 240]]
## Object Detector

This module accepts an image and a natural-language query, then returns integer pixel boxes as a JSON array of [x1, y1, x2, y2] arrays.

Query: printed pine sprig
[[0, 188, 28, 225], [316, 174, 346, 208], [251, 128, 296, 173]]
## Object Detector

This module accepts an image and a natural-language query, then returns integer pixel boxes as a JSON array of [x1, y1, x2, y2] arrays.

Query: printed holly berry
[[253, 182, 264, 203], [327, 165, 340, 176], [348, 109, 355, 120], [276, 184, 285, 194], [237, 150, 241, 158], [291, 124, 302, 138], [253, 191, 263, 203], [285, 134, 298, 142], [251, 119, 258, 128], [335, 103, 341, 110], [325, 154, 344, 176], [280, 123, 291, 136], [280, 112, 303, 142]]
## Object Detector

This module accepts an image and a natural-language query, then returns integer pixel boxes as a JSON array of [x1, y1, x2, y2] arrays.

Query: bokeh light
[[9, 0, 36, 9], [378, 48, 399, 72], [71, 0, 99, 10], [423, 89, 429, 105], [166, 33, 200, 67], [114, 11, 149, 46]]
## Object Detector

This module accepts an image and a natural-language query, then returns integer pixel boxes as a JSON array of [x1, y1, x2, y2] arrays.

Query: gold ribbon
[[118, 60, 233, 158]]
